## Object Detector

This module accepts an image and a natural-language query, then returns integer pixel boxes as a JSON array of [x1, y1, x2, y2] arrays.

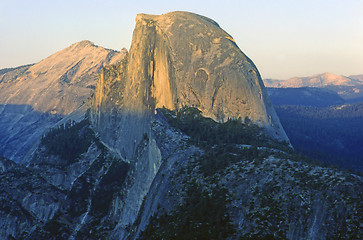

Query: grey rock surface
[[0, 156, 65, 239], [133, 150, 363, 240]]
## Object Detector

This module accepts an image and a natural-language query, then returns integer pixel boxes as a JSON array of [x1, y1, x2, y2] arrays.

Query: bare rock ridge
[[0, 40, 126, 115], [91, 11, 288, 143], [0, 41, 126, 163]]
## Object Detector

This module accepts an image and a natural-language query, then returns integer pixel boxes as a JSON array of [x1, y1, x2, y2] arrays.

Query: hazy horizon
[[1, 0, 362, 79]]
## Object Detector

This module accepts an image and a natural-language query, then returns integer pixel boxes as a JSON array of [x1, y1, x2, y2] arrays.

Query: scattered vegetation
[[73, 156, 129, 239], [40, 120, 95, 165], [91, 158, 129, 216], [198, 145, 262, 177], [139, 107, 293, 239], [139, 106, 362, 239], [0, 64, 33, 75], [163, 107, 260, 145], [160, 106, 290, 176], [139, 182, 234, 240], [161, 106, 284, 147], [34, 119, 130, 239]]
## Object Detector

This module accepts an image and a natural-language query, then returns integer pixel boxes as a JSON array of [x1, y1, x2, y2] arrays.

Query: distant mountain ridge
[[266, 87, 345, 107], [263, 72, 363, 172], [264, 72, 363, 88], [264, 73, 363, 103]]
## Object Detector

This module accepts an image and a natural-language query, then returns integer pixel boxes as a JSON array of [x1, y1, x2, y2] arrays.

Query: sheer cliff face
[[91, 11, 288, 142]]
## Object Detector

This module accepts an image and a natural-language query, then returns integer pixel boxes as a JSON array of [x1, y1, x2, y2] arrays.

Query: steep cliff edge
[[91, 11, 288, 146]]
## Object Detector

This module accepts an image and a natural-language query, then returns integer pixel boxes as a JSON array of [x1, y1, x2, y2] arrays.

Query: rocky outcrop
[[0, 41, 126, 163], [0, 156, 65, 239], [0, 121, 131, 239]]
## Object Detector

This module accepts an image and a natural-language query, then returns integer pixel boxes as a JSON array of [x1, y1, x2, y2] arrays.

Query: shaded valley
[[264, 73, 363, 173]]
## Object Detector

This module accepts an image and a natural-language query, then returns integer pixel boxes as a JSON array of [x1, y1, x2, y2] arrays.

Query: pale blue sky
[[0, 0, 362, 79]]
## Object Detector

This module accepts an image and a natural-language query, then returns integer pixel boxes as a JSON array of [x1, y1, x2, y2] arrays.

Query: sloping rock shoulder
[[0, 40, 126, 115], [0, 41, 126, 163], [91, 11, 288, 142]]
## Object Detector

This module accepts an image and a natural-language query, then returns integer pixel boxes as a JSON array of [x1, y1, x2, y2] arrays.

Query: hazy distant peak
[[348, 74, 363, 82], [63, 40, 105, 53], [320, 72, 335, 77], [72, 40, 95, 47], [264, 72, 363, 88], [64, 40, 123, 55]]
